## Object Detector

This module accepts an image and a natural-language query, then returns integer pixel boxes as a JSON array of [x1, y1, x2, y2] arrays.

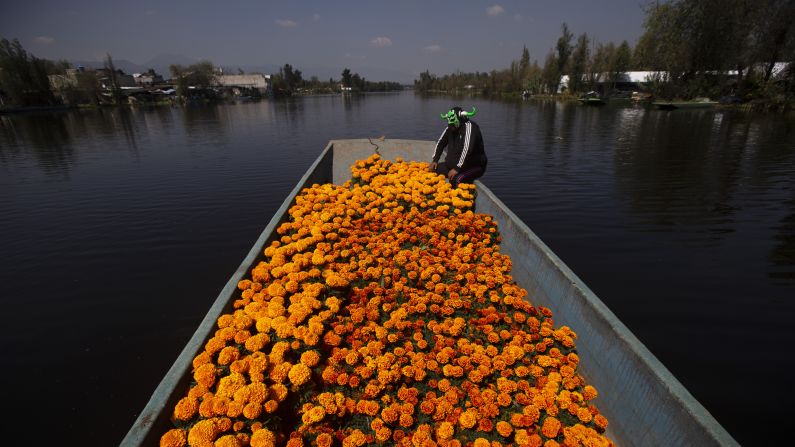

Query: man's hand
[[429, 161, 437, 172], [448, 168, 458, 180]]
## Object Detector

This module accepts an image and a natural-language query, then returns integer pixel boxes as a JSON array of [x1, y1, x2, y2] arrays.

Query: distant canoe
[[653, 100, 717, 110]]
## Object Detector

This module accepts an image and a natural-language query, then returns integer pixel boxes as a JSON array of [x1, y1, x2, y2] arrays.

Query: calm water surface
[[1, 93, 793, 446]]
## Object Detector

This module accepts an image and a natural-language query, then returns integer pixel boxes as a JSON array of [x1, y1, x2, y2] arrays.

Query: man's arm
[[432, 127, 449, 163], [455, 121, 474, 169]]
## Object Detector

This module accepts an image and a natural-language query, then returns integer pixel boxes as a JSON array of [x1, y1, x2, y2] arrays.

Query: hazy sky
[[2, 0, 648, 82]]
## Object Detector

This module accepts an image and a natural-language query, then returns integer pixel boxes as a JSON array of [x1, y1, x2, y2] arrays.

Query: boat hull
[[121, 139, 738, 447], [654, 101, 718, 110]]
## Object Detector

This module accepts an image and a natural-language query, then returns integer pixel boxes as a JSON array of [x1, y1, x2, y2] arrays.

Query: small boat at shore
[[578, 91, 606, 106], [653, 98, 718, 110], [121, 139, 738, 447]]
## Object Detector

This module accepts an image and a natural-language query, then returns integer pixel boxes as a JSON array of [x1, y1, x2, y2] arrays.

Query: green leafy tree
[[556, 23, 574, 76], [541, 51, 560, 94], [568, 33, 590, 93], [0, 37, 57, 107], [341, 68, 352, 88]]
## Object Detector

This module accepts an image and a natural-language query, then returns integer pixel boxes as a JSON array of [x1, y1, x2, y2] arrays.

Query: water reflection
[[0, 112, 75, 175], [770, 196, 795, 283], [1, 95, 794, 446]]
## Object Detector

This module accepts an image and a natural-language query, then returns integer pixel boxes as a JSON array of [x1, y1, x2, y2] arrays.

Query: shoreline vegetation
[[2, 1, 793, 114], [414, 0, 794, 113]]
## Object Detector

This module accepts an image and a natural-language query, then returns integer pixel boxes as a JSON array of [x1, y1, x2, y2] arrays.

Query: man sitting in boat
[[429, 106, 488, 187]]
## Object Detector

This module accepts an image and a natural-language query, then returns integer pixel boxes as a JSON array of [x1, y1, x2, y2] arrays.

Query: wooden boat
[[578, 91, 606, 106], [121, 139, 738, 447], [653, 99, 718, 110], [578, 97, 606, 105]]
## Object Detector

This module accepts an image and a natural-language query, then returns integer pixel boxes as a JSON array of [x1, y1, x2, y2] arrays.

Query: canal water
[[1, 93, 793, 446]]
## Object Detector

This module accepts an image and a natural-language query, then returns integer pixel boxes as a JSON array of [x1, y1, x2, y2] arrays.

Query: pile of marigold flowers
[[160, 154, 615, 447]]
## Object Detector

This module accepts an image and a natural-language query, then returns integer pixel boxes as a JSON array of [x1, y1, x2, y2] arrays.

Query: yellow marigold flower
[[436, 421, 454, 440], [249, 428, 276, 447], [160, 428, 186, 447]]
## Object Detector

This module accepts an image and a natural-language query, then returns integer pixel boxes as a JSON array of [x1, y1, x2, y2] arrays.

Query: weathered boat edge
[[474, 185, 739, 447], [121, 138, 739, 447], [120, 143, 335, 447]]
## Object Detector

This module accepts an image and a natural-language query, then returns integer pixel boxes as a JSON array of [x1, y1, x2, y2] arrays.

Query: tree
[[541, 51, 560, 94], [0, 38, 59, 107], [555, 23, 574, 76], [341, 68, 352, 87], [170, 60, 216, 98], [748, 0, 795, 83], [607, 40, 632, 91], [568, 33, 590, 93], [104, 53, 122, 104], [519, 45, 530, 78]]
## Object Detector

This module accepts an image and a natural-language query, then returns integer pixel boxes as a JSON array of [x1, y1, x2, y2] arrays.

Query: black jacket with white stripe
[[432, 120, 487, 172]]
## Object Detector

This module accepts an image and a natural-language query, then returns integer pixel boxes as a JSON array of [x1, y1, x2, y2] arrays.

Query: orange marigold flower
[[302, 405, 326, 424], [300, 350, 321, 367], [496, 421, 513, 437], [249, 428, 276, 447], [473, 439, 491, 447], [288, 363, 312, 386], [194, 363, 217, 388], [541, 416, 561, 439], [375, 427, 392, 442], [399, 413, 414, 428], [577, 407, 593, 423], [187, 419, 222, 446], [315, 433, 333, 447], [242, 402, 262, 420], [173, 396, 198, 421], [583, 385, 598, 401], [342, 429, 367, 447], [436, 421, 454, 440], [286, 438, 303, 447], [215, 434, 242, 447], [594, 414, 609, 429], [458, 409, 478, 429], [160, 429, 186, 447]]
